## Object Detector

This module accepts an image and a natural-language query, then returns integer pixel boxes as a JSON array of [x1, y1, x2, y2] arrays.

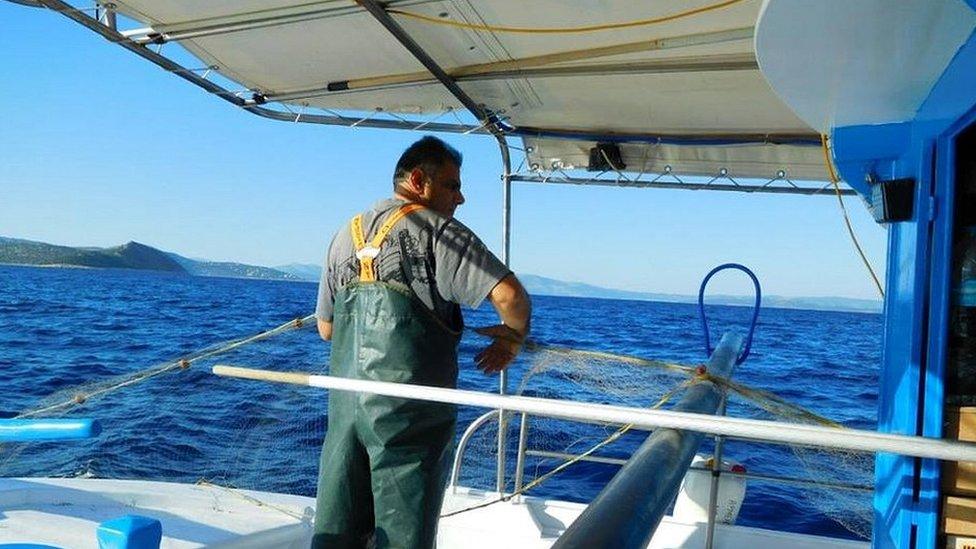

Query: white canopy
[[63, 1, 842, 181], [93, 0, 829, 181], [28, 0, 976, 184]]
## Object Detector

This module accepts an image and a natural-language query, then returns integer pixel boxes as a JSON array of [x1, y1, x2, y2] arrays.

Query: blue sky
[[0, 5, 887, 299]]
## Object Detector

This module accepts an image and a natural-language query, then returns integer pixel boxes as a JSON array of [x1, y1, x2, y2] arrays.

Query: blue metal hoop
[[698, 263, 762, 365]]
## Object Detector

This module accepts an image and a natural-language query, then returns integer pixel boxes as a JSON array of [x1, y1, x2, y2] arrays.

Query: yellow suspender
[[350, 203, 425, 282]]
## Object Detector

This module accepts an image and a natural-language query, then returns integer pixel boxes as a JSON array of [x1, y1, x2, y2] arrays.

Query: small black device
[[588, 143, 626, 171]]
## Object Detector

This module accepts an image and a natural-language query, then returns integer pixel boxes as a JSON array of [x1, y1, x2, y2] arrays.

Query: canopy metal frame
[[508, 169, 858, 196]]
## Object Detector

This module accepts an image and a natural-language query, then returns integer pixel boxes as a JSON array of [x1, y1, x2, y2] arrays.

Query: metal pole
[[211, 362, 976, 463], [496, 135, 513, 494], [704, 403, 728, 549], [513, 413, 531, 495], [552, 333, 742, 549], [500, 138, 513, 266], [448, 410, 499, 492], [355, 0, 497, 127], [509, 174, 858, 196], [97, 3, 116, 30]]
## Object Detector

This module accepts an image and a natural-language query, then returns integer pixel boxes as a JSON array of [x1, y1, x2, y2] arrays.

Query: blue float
[[0, 419, 101, 442]]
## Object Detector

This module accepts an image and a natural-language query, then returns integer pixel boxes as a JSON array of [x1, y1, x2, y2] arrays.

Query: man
[[313, 135, 531, 548]]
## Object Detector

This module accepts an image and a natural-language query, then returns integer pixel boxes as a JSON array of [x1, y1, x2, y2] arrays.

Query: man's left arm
[[475, 274, 531, 373], [433, 219, 531, 373]]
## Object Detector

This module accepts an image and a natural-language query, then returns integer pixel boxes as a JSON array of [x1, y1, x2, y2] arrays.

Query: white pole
[[496, 135, 513, 494], [212, 365, 976, 463]]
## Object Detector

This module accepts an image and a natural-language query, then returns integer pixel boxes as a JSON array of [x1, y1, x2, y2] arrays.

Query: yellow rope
[[387, 0, 746, 35], [516, 334, 839, 426], [702, 373, 843, 428], [820, 134, 885, 299]]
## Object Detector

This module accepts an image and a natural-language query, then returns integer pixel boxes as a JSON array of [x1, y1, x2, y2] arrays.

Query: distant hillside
[[0, 237, 185, 272], [275, 263, 323, 281], [168, 254, 300, 280], [519, 274, 882, 314], [0, 238, 881, 312], [0, 237, 299, 281], [269, 267, 881, 313]]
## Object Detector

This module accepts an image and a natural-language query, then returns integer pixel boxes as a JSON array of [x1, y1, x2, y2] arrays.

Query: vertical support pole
[[495, 135, 513, 494], [704, 408, 728, 548], [500, 137, 512, 266], [514, 413, 531, 497]]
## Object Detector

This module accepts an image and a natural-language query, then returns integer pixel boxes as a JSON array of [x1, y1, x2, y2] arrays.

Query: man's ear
[[408, 168, 427, 193]]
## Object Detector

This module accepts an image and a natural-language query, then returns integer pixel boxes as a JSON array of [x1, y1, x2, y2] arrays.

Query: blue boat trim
[[828, 25, 976, 549]]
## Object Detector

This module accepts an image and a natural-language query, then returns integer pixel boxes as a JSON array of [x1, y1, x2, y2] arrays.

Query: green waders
[[313, 205, 461, 549]]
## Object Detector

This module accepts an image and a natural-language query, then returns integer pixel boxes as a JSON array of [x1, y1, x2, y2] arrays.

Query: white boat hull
[[0, 478, 866, 548]]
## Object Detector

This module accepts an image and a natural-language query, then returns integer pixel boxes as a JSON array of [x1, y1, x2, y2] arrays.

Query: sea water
[[0, 265, 880, 540]]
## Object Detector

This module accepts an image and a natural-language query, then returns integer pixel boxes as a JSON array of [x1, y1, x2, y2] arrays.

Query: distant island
[[0, 236, 300, 281], [0, 236, 882, 313]]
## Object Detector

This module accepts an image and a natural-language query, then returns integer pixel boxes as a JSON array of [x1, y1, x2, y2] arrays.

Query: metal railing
[[213, 356, 976, 545], [447, 384, 870, 549], [442, 332, 866, 548], [451, 429, 874, 494]]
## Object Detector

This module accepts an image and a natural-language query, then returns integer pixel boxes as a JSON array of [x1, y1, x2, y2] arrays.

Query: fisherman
[[312, 135, 531, 548]]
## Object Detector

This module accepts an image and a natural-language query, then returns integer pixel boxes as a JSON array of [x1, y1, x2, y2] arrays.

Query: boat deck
[[0, 478, 867, 548]]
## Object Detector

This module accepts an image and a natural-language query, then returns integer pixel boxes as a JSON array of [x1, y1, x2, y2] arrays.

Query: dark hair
[[393, 136, 463, 188]]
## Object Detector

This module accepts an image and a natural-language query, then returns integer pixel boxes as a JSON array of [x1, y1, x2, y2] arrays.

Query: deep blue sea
[[0, 265, 881, 541]]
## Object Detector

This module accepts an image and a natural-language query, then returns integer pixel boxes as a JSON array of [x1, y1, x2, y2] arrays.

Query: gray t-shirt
[[315, 198, 511, 330]]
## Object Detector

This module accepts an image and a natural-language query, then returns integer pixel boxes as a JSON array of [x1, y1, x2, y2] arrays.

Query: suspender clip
[[355, 247, 381, 261]]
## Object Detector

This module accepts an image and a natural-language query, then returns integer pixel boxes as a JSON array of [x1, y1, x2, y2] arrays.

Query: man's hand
[[474, 324, 524, 374]]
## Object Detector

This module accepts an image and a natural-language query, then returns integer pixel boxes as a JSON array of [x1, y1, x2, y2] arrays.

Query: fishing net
[[0, 317, 327, 503], [450, 342, 874, 539], [0, 316, 873, 540]]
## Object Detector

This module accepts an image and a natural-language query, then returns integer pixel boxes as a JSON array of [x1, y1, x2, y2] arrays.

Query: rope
[[820, 134, 885, 298], [15, 315, 316, 419], [709, 375, 842, 428], [697, 264, 761, 365], [195, 479, 311, 522], [478, 328, 842, 427], [387, 0, 746, 35]]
